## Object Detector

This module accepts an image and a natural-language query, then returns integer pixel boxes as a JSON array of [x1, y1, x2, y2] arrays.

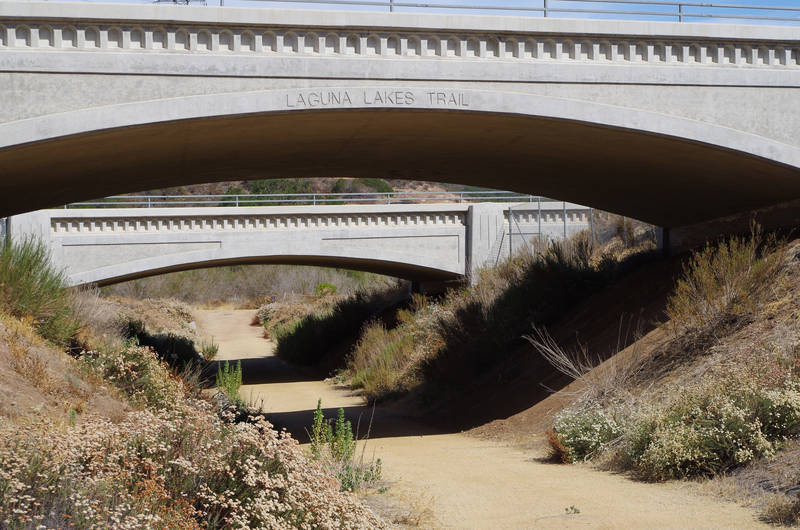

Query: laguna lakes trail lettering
[[285, 89, 470, 108]]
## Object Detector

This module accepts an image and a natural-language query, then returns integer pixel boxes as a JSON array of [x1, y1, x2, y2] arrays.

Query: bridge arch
[[69, 251, 464, 287], [0, 87, 799, 226]]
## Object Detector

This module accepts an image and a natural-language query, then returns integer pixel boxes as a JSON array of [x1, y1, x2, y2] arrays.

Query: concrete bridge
[[6, 202, 591, 286], [0, 2, 798, 230]]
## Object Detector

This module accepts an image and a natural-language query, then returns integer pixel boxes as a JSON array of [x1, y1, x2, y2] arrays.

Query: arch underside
[[1, 102, 799, 226], [73, 253, 461, 287]]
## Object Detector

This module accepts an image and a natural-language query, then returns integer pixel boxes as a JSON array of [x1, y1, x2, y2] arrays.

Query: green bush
[[0, 236, 79, 345], [82, 341, 185, 410], [314, 282, 338, 298], [217, 360, 243, 405], [309, 399, 382, 492]]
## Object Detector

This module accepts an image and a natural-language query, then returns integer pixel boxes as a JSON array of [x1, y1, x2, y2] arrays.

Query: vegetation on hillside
[[269, 285, 409, 367], [536, 225, 800, 524], [263, 219, 659, 405], [0, 238, 384, 527]]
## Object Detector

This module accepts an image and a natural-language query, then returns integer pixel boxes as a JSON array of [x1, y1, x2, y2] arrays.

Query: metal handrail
[[65, 190, 564, 208], [145, 0, 800, 24]]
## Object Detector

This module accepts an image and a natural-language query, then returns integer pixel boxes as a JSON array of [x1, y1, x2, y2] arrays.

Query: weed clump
[[309, 399, 382, 492], [216, 359, 243, 405], [200, 337, 219, 360]]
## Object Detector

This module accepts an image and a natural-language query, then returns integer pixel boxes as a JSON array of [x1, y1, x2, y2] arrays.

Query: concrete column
[[466, 203, 506, 283], [656, 226, 671, 257]]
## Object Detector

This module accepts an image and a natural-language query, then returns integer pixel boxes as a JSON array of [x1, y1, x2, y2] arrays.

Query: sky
[[57, 0, 800, 26]]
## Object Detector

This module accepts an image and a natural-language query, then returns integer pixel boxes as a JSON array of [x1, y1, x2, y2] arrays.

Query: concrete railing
[[66, 191, 554, 208], [43, 0, 800, 25]]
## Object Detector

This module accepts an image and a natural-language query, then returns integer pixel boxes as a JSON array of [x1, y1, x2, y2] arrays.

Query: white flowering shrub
[[627, 378, 800, 481], [80, 342, 185, 411], [0, 327, 384, 528], [551, 377, 800, 481], [551, 406, 623, 463], [0, 402, 384, 528]]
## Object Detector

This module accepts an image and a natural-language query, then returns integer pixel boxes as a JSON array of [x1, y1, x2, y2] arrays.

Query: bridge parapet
[[9, 202, 590, 286]]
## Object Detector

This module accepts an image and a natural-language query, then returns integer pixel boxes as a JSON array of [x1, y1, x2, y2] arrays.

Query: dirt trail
[[196, 309, 767, 529]]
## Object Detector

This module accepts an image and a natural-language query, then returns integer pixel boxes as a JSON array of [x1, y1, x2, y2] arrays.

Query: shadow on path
[[264, 405, 445, 443], [207, 356, 320, 385]]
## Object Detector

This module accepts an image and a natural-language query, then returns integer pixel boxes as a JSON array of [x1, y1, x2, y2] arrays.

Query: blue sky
[[69, 0, 800, 26]]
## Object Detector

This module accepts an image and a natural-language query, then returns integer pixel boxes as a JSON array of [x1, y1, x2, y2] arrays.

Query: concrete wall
[[0, 2, 798, 227], [8, 202, 590, 285]]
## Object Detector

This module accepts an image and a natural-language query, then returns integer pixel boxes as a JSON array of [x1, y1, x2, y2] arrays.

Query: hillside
[[508, 233, 800, 525], [0, 239, 384, 527], [129, 177, 471, 198]]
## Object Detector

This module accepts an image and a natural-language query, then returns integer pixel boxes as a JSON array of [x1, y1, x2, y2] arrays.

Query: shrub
[[309, 399, 382, 492], [274, 287, 405, 366], [551, 406, 624, 463], [632, 378, 800, 481], [357, 178, 393, 193], [103, 264, 393, 307], [200, 337, 219, 360], [666, 224, 787, 337], [348, 321, 418, 402], [216, 360, 243, 405], [763, 494, 800, 526], [315, 282, 338, 298], [81, 341, 185, 410], [0, 236, 79, 345], [0, 406, 384, 528]]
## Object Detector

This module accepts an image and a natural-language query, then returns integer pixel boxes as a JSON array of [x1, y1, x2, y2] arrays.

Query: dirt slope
[[196, 309, 768, 529]]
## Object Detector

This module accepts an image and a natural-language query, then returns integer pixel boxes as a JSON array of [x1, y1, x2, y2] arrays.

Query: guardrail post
[[0, 217, 7, 247], [389, 0, 393, 12], [563, 201, 567, 242], [678, 3, 683, 22], [543, 0, 548, 17], [147, 196, 152, 208], [537, 197, 542, 253], [508, 205, 513, 258], [235, 195, 239, 207], [590, 208, 595, 244]]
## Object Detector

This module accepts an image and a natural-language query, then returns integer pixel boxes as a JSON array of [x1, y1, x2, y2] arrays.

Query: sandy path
[[196, 309, 767, 529]]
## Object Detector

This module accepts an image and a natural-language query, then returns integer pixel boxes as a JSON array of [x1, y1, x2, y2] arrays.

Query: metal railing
[[146, 0, 800, 25], [65, 190, 557, 208]]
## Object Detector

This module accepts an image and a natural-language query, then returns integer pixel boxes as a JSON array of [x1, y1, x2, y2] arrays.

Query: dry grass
[[525, 323, 645, 406], [102, 264, 393, 308], [666, 224, 789, 338]]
